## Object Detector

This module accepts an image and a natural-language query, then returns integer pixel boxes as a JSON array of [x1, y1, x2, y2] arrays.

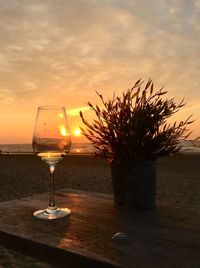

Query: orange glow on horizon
[[73, 128, 81, 137], [58, 113, 64, 119], [59, 125, 68, 137]]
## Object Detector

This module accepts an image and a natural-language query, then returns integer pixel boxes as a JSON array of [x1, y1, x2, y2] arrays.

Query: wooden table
[[0, 189, 199, 268]]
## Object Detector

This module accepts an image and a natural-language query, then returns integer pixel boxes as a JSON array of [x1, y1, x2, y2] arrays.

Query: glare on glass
[[32, 106, 71, 219]]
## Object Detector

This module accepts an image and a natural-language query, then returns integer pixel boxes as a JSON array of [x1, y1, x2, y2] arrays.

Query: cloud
[[0, 0, 199, 112], [67, 106, 90, 116], [0, 88, 15, 106]]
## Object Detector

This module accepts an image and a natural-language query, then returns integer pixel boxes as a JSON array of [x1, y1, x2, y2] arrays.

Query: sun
[[74, 128, 81, 137]]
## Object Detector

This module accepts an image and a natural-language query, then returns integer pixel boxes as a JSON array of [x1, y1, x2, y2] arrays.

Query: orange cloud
[[67, 106, 90, 116]]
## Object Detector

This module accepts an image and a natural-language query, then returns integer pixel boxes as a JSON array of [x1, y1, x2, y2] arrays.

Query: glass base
[[33, 207, 71, 220]]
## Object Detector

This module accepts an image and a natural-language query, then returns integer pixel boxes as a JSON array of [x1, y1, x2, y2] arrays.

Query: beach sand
[[0, 154, 200, 267]]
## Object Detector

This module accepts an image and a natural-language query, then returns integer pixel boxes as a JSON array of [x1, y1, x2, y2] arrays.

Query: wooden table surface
[[0, 189, 199, 268]]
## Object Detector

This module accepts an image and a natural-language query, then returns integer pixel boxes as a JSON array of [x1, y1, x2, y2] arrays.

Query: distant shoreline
[[1, 140, 200, 156], [0, 142, 93, 155], [1, 151, 200, 156], [0, 151, 91, 156]]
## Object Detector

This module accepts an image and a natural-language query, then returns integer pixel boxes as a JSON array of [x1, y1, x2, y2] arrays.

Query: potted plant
[[80, 79, 193, 209]]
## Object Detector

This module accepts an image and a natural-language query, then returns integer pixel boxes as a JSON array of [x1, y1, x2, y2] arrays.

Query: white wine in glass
[[32, 106, 71, 220]]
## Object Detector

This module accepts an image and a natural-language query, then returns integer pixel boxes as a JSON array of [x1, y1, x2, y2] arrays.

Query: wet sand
[[0, 154, 200, 267]]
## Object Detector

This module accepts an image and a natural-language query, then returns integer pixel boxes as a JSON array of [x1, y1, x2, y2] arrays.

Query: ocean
[[0, 143, 93, 155], [0, 140, 200, 155]]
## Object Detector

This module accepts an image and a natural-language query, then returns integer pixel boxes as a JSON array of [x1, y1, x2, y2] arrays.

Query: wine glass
[[32, 106, 71, 220]]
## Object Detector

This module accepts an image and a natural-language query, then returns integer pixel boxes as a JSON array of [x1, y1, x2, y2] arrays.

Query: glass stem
[[49, 164, 56, 209]]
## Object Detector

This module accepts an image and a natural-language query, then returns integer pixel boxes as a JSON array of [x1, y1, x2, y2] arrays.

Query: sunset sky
[[0, 0, 199, 144]]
